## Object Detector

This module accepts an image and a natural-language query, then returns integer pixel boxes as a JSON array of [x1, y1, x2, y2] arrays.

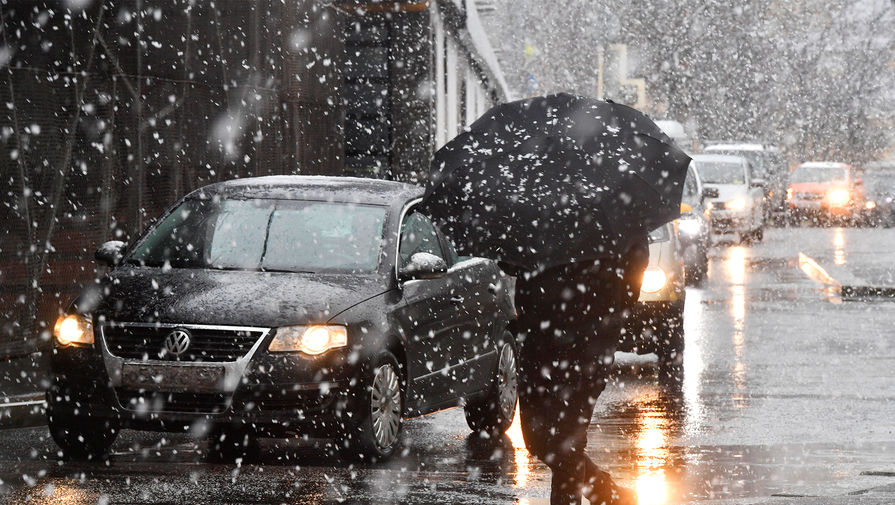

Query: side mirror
[[95, 241, 126, 267], [702, 187, 720, 199], [399, 252, 448, 282], [750, 178, 767, 188]]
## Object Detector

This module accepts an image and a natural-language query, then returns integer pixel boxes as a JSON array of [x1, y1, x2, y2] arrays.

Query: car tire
[[47, 406, 119, 461], [338, 352, 404, 463], [464, 333, 518, 440]]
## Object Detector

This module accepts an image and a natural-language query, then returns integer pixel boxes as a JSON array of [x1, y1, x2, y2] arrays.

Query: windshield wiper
[[207, 265, 315, 274]]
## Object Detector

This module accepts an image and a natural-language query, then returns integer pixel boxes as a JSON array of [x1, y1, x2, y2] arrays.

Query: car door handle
[[450, 295, 465, 304]]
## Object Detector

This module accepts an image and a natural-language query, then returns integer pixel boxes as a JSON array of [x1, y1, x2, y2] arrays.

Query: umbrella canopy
[[423, 93, 691, 270]]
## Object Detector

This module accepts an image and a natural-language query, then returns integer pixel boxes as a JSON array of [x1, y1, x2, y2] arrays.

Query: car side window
[[438, 230, 461, 266], [399, 212, 446, 267]]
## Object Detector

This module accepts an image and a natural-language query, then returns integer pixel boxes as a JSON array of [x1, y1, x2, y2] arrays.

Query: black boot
[[550, 470, 583, 505]]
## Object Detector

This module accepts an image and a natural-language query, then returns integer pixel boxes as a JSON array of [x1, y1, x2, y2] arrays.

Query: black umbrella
[[423, 93, 691, 270]]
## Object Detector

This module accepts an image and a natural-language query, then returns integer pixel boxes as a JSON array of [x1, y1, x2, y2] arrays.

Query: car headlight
[[787, 188, 794, 200], [53, 314, 95, 347], [269, 325, 348, 355], [641, 266, 667, 294], [865, 200, 877, 210], [678, 218, 702, 236], [826, 188, 850, 207], [725, 197, 747, 211]]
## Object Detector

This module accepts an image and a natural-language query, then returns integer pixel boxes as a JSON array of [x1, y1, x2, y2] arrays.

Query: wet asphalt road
[[1, 226, 895, 504]]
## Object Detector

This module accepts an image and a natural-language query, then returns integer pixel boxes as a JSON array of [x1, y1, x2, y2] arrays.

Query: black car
[[47, 176, 518, 462]]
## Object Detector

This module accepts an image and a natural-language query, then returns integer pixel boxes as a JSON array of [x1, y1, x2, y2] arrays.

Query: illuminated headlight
[[269, 325, 348, 355], [725, 197, 747, 211], [641, 266, 667, 294], [678, 218, 702, 236], [53, 314, 94, 347], [865, 200, 877, 210], [826, 188, 850, 207], [787, 188, 794, 201]]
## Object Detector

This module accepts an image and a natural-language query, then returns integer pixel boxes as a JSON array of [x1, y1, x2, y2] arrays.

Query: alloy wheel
[[496, 343, 518, 420], [370, 363, 402, 450]]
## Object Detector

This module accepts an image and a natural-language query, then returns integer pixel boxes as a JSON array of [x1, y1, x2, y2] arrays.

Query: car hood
[[790, 182, 838, 193], [705, 184, 748, 204], [91, 267, 390, 328]]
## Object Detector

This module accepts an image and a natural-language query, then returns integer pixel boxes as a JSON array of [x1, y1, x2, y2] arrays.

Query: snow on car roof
[[691, 154, 746, 164], [193, 175, 423, 205], [705, 143, 766, 152]]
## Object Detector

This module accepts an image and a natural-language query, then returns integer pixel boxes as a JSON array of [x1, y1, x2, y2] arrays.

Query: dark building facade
[[0, 0, 508, 354]]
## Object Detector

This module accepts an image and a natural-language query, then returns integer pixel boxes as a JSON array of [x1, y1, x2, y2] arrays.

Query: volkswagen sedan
[[47, 176, 518, 463]]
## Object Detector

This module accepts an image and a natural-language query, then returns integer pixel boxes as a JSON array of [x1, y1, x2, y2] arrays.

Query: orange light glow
[[506, 404, 531, 489]]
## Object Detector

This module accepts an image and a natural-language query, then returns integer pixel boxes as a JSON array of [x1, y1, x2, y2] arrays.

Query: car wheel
[[464, 334, 518, 439], [47, 406, 118, 461], [339, 352, 403, 463]]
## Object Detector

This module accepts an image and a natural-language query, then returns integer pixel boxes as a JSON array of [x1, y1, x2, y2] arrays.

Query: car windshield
[[127, 198, 387, 273], [694, 161, 746, 185], [709, 149, 764, 176], [791, 165, 848, 184]]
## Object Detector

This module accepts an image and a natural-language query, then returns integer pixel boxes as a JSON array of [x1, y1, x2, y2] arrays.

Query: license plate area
[[121, 363, 225, 393]]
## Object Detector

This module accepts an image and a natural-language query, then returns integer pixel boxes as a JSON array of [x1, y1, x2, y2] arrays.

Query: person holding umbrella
[[423, 94, 690, 505]]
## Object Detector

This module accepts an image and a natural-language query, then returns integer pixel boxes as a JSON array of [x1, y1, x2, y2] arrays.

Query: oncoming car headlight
[[641, 266, 667, 294], [678, 218, 702, 236], [269, 325, 348, 355], [53, 314, 95, 347], [826, 188, 850, 207], [725, 197, 747, 211]]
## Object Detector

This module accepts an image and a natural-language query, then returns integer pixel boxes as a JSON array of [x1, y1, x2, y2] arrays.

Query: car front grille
[[116, 389, 231, 414], [102, 323, 268, 363]]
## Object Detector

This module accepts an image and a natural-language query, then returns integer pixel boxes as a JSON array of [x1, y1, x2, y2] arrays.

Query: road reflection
[[625, 384, 685, 505], [833, 227, 847, 265], [506, 404, 532, 497]]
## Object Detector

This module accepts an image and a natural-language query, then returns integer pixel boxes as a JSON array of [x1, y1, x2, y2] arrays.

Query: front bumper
[[710, 210, 751, 234], [790, 199, 854, 217], [48, 337, 363, 437]]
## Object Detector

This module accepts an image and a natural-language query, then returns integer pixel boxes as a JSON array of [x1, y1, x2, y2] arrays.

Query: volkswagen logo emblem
[[163, 329, 192, 358]]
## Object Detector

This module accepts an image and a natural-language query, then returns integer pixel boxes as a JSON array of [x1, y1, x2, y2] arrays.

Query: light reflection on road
[[833, 227, 847, 265], [634, 397, 670, 505], [506, 404, 532, 494]]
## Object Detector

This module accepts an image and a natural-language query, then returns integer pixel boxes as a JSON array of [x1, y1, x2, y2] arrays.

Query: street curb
[[0, 393, 47, 429], [840, 285, 895, 300], [798, 252, 895, 301]]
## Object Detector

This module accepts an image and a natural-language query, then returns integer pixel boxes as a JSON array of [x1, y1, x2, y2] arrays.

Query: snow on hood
[[94, 267, 390, 328]]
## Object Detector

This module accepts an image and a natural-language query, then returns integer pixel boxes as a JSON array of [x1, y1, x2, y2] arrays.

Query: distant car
[[788, 162, 867, 225], [47, 176, 519, 462], [678, 163, 716, 284], [861, 169, 895, 227], [705, 143, 788, 218], [695, 154, 766, 243], [621, 223, 686, 370]]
